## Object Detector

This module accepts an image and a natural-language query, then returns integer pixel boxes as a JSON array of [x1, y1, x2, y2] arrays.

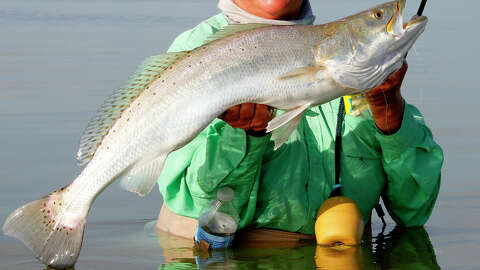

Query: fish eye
[[373, 10, 384, 19]]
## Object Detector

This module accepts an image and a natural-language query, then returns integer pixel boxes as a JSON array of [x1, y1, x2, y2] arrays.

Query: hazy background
[[1, 0, 479, 269]]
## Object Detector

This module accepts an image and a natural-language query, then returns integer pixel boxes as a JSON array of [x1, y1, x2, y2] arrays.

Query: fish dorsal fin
[[76, 52, 188, 165], [204, 23, 273, 44]]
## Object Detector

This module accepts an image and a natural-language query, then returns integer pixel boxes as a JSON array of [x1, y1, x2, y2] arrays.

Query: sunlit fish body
[[3, 0, 426, 268]]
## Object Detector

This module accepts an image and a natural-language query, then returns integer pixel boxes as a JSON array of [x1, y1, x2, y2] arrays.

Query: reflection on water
[[153, 222, 440, 270]]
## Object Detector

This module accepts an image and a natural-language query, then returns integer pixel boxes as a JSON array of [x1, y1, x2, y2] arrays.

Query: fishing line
[[414, 0, 426, 56], [412, 45, 419, 56]]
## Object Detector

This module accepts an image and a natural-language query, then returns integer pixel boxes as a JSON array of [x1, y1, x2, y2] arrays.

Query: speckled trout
[[3, 0, 426, 268]]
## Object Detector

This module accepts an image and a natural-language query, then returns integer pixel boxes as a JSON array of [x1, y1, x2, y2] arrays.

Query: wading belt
[[331, 97, 386, 226]]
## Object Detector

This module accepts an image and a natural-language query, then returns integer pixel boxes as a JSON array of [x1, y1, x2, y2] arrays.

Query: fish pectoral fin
[[277, 65, 325, 81], [267, 103, 310, 150], [119, 154, 168, 196]]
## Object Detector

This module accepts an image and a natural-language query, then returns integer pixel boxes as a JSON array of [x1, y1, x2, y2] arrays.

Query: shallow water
[[0, 0, 479, 269]]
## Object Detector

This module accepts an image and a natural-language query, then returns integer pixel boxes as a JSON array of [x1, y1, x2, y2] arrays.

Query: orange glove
[[365, 61, 408, 135], [220, 103, 274, 136]]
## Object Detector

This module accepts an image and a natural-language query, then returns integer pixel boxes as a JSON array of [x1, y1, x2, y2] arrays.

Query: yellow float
[[314, 196, 364, 246]]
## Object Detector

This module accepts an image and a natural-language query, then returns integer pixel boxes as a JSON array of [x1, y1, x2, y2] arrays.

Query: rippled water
[[1, 0, 479, 269]]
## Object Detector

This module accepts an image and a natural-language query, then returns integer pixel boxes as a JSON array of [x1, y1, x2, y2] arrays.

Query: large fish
[[3, 0, 426, 268]]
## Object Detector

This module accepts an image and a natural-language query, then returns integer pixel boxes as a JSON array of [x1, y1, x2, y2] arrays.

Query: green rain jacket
[[156, 14, 443, 235]]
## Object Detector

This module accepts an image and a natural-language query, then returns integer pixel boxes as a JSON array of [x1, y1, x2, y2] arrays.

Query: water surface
[[1, 0, 479, 269]]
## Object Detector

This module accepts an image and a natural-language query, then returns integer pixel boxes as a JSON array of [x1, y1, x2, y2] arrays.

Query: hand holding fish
[[220, 103, 274, 135], [223, 61, 409, 136], [366, 61, 408, 134]]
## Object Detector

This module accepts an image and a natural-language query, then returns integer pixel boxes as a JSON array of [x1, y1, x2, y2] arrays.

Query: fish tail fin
[[2, 188, 88, 269]]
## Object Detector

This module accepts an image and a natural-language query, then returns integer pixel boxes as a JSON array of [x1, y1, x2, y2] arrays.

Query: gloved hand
[[365, 61, 408, 135], [220, 103, 274, 136]]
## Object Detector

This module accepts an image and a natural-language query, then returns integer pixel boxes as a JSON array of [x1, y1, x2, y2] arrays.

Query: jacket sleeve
[[158, 120, 270, 229], [375, 103, 443, 226]]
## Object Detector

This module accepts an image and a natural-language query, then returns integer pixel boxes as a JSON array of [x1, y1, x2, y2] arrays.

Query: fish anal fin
[[119, 155, 168, 196], [267, 103, 310, 150], [277, 65, 325, 81]]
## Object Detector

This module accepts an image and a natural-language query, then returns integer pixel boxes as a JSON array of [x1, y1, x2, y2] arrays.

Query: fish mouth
[[386, 0, 405, 37], [404, 15, 428, 31], [386, 0, 427, 37]]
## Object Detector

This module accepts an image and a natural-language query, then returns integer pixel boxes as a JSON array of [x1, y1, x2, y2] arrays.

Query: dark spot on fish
[[137, 103, 141, 106], [47, 210, 50, 214], [70, 228, 73, 231], [44, 216, 47, 219], [162, 80, 165, 83], [44, 203, 47, 207], [189, 65, 192, 68], [153, 92, 156, 95], [127, 118, 130, 121], [199, 61, 202, 64], [173, 82, 176, 86], [169, 66, 173, 70]]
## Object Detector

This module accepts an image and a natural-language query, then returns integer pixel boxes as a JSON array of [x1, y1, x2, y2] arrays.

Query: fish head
[[316, 0, 428, 91]]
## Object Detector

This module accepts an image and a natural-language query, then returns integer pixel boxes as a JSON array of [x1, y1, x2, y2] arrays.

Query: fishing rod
[[417, 0, 427, 16]]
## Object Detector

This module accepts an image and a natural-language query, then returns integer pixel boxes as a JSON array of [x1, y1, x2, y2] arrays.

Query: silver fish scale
[[68, 26, 326, 201]]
